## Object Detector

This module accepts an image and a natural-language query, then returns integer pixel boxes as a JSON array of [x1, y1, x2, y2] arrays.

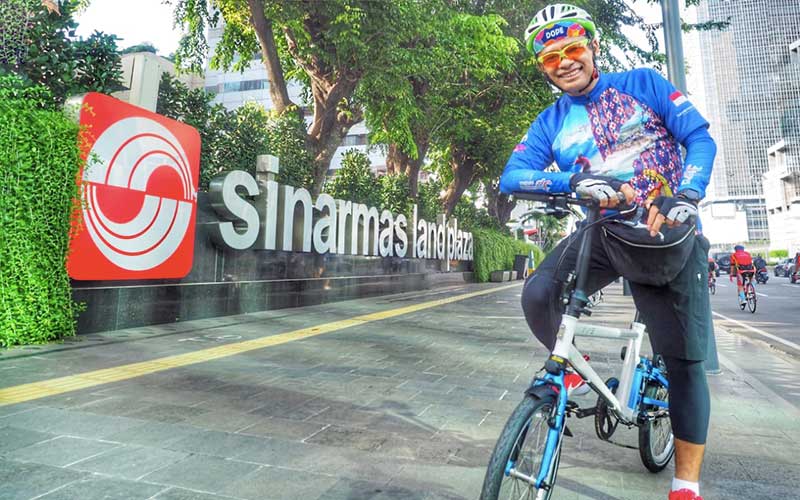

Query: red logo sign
[[67, 93, 200, 280]]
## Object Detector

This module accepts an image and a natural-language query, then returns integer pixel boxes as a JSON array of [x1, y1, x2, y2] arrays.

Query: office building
[[697, 0, 800, 243]]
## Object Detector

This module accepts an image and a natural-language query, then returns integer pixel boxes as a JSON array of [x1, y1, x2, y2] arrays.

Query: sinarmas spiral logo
[[81, 117, 196, 271]]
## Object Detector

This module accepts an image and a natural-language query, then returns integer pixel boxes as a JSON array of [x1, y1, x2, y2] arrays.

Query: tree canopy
[[166, 0, 721, 227], [0, 0, 123, 106]]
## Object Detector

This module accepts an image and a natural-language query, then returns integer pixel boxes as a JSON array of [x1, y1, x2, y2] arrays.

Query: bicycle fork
[[505, 378, 568, 491]]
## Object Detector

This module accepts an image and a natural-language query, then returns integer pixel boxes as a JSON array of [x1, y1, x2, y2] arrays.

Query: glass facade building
[[698, 0, 800, 241]]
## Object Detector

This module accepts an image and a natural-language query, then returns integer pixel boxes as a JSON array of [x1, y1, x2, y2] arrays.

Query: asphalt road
[[710, 272, 800, 358], [708, 271, 800, 409]]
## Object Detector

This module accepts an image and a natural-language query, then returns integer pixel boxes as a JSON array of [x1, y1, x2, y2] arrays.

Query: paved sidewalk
[[0, 283, 798, 499]]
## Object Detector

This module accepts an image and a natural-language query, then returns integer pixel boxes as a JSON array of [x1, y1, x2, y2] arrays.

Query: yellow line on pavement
[[0, 283, 520, 407]]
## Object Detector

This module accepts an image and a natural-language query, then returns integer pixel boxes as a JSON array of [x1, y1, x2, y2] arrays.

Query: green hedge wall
[[473, 228, 544, 283], [0, 78, 82, 347]]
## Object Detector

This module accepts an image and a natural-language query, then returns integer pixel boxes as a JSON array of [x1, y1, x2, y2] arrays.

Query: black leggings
[[520, 225, 712, 444], [661, 356, 710, 444]]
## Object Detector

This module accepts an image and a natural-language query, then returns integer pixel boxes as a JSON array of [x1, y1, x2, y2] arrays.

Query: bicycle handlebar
[[512, 191, 629, 209]]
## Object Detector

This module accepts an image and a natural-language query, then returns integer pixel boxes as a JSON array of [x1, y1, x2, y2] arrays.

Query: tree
[[157, 73, 234, 188], [121, 42, 158, 54], [0, 0, 122, 106], [171, 0, 424, 196], [323, 149, 381, 208], [378, 172, 413, 217], [158, 72, 314, 190], [522, 211, 566, 252], [358, 4, 518, 200]]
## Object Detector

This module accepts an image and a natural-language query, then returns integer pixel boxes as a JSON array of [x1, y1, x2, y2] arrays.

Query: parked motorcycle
[[756, 267, 769, 284]]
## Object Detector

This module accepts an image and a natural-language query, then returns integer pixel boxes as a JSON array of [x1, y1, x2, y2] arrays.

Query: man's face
[[537, 36, 599, 95]]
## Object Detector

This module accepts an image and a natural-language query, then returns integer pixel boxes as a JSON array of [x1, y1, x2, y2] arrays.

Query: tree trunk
[[442, 147, 477, 217], [304, 78, 362, 196], [386, 144, 403, 175], [247, 0, 293, 114], [406, 162, 421, 199], [485, 180, 515, 225], [245, 7, 365, 194], [386, 134, 429, 198]]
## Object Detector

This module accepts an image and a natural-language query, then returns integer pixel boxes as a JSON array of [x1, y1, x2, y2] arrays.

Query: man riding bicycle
[[500, 4, 716, 499], [707, 256, 717, 279], [707, 256, 717, 290], [730, 244, 754, 305]]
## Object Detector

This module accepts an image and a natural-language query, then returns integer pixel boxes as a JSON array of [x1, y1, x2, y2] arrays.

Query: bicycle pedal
[[575, 406, 597, 418]]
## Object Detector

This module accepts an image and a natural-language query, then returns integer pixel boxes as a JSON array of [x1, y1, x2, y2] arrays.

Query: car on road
[[714, 253, 731, 275], [774, 258, 795, 277]]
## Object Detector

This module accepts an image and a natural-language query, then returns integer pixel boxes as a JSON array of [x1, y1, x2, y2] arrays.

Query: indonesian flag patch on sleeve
[[670, 90, 688, 107]]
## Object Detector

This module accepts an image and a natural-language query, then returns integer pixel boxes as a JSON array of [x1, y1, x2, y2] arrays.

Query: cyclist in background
[[793, 251, 800, 283], [707, 256, 717, 289], [753, 254, 767, 272], [500, 4, 716, 499], [730, 244, 754, 305]]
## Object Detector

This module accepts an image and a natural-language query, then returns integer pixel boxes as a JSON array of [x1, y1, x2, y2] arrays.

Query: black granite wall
[[72, 193, 473, 334]]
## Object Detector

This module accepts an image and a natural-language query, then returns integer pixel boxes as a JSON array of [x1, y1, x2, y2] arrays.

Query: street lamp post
[[660, 0, 721, 374], [660, 0, 687, 93]]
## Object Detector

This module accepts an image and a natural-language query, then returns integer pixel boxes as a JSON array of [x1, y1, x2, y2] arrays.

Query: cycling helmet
[[524, 4, 598, 55], [734, 245, 744, 251]]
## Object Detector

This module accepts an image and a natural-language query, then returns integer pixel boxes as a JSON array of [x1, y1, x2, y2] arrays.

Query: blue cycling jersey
[[500, 68, 716, 205]]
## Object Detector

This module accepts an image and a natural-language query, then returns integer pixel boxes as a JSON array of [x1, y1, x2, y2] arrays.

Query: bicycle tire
[[480, 395, 561, 500], [638, 382, 674, 472], [709, 282, 715, 295], [746, 283, 757, 313]]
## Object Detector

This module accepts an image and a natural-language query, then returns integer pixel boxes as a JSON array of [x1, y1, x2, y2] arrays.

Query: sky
[[75, 0, 181, 55]]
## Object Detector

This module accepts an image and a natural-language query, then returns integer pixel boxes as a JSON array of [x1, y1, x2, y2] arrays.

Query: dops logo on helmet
[[524, 3, 597, 55], [67, 93, 201, 280]]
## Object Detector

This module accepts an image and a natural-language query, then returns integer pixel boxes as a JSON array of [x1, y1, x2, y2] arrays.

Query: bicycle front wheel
[[638, 382, 674, 472], [746, 283, 757, 313], [480, 395, 561, 500]]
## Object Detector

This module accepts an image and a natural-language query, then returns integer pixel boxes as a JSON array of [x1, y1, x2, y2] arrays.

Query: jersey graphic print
[[552, 87, 682, 205], [499, 69, 714, 201]]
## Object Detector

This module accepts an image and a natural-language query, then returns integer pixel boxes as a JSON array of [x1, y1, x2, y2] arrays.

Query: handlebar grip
[[511, 191, 594, 207]]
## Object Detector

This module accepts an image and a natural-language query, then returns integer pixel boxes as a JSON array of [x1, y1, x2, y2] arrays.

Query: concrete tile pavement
[[0, 283, 797, 499]]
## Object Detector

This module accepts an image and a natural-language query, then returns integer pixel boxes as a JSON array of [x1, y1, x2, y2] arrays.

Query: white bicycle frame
[[552, 314, 647, 423]]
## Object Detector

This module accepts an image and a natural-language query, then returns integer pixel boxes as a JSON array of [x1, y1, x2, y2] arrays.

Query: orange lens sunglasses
[[536, 39, 590, 70]]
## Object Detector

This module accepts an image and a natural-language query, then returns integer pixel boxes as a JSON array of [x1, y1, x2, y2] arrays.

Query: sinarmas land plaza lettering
[[208, 167, 472, 262]]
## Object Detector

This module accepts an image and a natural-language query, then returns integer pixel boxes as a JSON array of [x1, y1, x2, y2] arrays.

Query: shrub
[[473, 228, 543, 283], [267, 108, 314, 191], [0, 75, 82, 346], [769, 249, 788, 259], [324, 149, 381, 207], [378, 172, 413, 217]]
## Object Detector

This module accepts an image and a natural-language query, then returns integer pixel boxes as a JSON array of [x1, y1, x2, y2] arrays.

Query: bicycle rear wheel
[[480, 395, 561, 500], [709, 281, 715, 295], [745, 282, 757, 313], [638, 382, 674, 472]]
